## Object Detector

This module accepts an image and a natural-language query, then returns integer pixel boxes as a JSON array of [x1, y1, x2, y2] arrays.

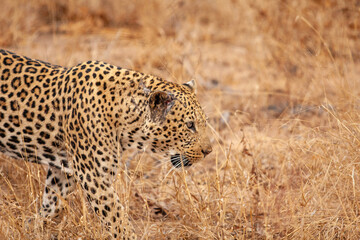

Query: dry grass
[[1, 0, 360, 239]]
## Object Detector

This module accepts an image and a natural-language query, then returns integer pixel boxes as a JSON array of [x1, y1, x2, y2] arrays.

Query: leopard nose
[[201, 146, 212, 157]]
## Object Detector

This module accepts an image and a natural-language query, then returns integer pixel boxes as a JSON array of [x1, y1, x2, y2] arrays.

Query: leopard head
[[144, 80, 212, 167]]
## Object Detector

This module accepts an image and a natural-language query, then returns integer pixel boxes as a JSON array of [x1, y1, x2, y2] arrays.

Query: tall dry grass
[[1, 0, 360, 239]]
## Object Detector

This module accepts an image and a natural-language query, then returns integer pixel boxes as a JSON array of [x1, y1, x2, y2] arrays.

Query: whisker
[[153, 158, 169, 167], [175, 159, 183, 168], [155, 159, 172, 170]]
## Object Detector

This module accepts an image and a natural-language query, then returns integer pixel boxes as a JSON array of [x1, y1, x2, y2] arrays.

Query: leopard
[[0, 49, 212, 239]]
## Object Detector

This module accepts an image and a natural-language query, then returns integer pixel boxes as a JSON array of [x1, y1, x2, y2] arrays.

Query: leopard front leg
[[40, 167, 75, 219], [72, 154, 136, 240]]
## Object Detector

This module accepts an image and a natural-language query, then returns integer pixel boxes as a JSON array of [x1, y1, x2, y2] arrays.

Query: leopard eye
[[186, 121, 196, 131]]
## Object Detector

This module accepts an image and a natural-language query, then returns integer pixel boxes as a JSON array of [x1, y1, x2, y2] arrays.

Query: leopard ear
[[183, 79, 196, 93], [148, 91, 175, 123]]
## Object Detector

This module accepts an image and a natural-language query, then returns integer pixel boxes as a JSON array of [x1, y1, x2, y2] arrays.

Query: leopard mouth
[[170, 154, 192, 168]]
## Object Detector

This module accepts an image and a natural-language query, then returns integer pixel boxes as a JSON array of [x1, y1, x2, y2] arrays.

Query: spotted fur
[[0, 49, 212, 239]]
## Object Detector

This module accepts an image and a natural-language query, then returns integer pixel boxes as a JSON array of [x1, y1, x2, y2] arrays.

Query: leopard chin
[[170, 154, 192, 168]]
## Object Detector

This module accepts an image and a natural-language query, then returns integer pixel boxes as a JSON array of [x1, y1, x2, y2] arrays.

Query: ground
[[0, 0, 360, 239]]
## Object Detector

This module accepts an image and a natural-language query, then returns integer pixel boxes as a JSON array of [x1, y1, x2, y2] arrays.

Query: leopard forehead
[[139, 78, 207, 125], [172, 91, 207, 124]]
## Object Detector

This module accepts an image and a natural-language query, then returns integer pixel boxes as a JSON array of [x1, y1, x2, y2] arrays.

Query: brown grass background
[[1, 0, 360, 239]]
